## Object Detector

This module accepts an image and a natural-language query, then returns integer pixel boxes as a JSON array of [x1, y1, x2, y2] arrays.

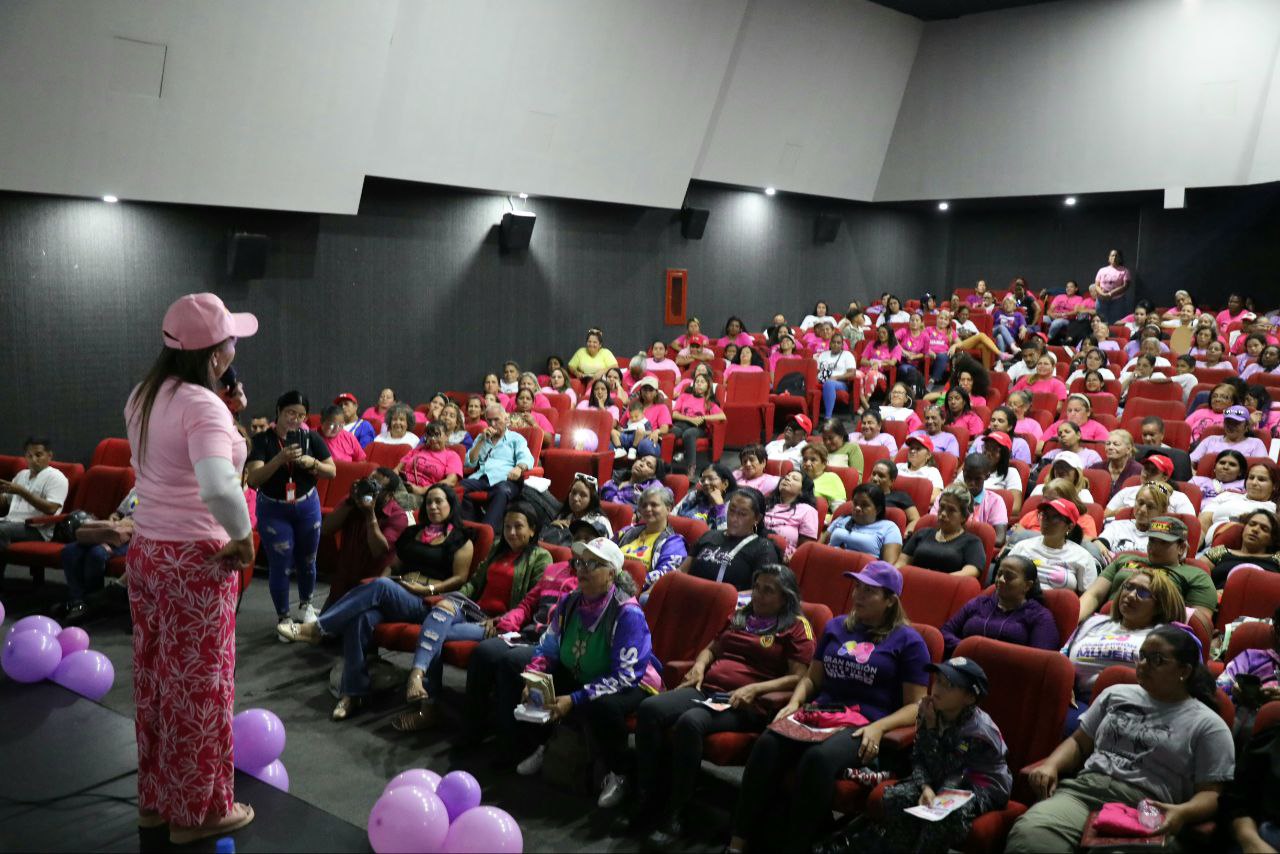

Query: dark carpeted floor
[[1, 562, 741, 853]]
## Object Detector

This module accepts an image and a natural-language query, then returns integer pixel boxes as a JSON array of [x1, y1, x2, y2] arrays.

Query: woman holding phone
[[246, 390, 335, 630]]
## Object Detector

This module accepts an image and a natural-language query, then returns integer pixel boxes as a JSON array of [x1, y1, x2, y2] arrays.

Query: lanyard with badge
[[279, 431, 298, 503]]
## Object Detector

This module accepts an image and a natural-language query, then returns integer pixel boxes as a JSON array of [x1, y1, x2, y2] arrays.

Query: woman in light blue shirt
[[823, 483, 902, 563]]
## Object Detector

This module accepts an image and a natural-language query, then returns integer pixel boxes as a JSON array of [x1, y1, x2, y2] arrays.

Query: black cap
[[568, 517, 610, 539], [926, 656, 990, 697]]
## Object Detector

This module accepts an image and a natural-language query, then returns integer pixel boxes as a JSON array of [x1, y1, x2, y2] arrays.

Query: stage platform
[[0, 681, 370, 853]]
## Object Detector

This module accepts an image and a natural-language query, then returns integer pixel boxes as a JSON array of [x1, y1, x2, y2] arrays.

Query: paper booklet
[[903, 789, 975, 822]]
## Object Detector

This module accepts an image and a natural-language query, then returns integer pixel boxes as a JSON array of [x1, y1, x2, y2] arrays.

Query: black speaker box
[[814, 214, 841, 244], [500, 211, 536, 251], [680, 207, 709, 240], [226, 233, 269, 279]]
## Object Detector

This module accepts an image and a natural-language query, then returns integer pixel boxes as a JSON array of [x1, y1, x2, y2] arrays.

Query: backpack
[[774, 371, 807, 396]]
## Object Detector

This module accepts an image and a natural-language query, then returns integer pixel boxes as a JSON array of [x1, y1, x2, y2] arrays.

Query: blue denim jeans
[[60, 540, 129, 604], [994, 325, 1018, 353], [929, 352, 950, 384], [317, 577, 431, 697], [413, 601, 488, 698], [1047, 318, 1071, 342], [256, 489, 322, 617], [821, 379, 849, 418]]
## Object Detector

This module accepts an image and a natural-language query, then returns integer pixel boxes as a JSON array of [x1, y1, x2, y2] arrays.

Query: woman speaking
[[124, 293, 258, 843]]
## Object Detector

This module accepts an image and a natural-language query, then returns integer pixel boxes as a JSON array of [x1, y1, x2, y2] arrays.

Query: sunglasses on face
[[1120, 581, 1154, 601], [570, 557, 610, 572]]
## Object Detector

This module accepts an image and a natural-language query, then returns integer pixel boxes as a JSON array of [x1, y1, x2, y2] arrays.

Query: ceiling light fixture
[[1065, 196, 1077, 206], [937, 201, 949, 211], [764, 187, 777, 196], [102, 195, 119, 204], [518, 192, 528, 199]]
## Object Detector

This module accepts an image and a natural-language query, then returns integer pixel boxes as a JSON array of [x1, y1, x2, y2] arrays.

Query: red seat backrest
[[511, 426, 545, 465], [643, 572, 739, 664], [914, 514, 996, 567], [622, 558, 648, 592], [51, 462, 85, 508], [461, 520, 495, 574], [1222, 622, 1276, 670], [898, 564, 982, 628], [366, 442, 413, 468], [663, 474, 690, 505], [801, 601, 835, 638], [323, 460, 378, 512], [1218, 567, 1280, 629], [667, 514, 709, 550], [954, 637, 1075, 778], [790, 542, 872, 615], [764, 459, 794, 477], [0, 455, 25, 480], [91, 438, 132, 468], [69, 465, 135, 519], [599, 500, 636, 535], [895, 474, 934, 516], [539, 541, 572, 564], [1256, 701, 1280, 735], [1126, 381, 1183, 403], [724, 371, 770, 404], [981, 584, 1079, 647]]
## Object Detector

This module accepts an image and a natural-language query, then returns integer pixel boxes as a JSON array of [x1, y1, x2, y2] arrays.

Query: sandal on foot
[[391, 706, 439, 732], [331, 696, 363, 721], [404, 675, 429, 704], [169, 803, 254, 845]]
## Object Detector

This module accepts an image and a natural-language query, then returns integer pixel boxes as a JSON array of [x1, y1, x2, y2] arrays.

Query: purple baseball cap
[[843, 560, 903, 596]]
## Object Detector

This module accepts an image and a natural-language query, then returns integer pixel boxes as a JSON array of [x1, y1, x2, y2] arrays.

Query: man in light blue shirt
[[462, 404, 534, 532]]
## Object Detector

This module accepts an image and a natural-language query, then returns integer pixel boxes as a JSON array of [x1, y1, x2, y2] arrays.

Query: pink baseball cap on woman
[[162, 293, 258, 350]]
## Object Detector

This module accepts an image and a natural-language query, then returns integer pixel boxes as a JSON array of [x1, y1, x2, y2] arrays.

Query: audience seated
[[896, 484, 987, 579], [317, 404, 366, 462], [55, 486, 137, 623], [567, 327, 618, 381], [678, 488, 780, 594], [1203, 509, 1280, 589], [853, 409, 898, 457], [541, 473, 612, 547], [1104, 453, 1192, 517], [817, 332, 863, 417], [733, 443, 780, 495], [800, 443, 846, 517], [632, 564, 814, 845], [1189, 404, 1268, 464], [896, 435, 943, 503], [824, 483, 903, 563], [1006, 498, 1098, 594], [395, 421, 463, 511], [461, 404, 535, 532], [670, 371, 725, 478], [318, 468, 410, 608], [908, 404, 959, 458], [1007, 625, 1233, 853], [374, 403, 419, 447], [727, 561, 929, 852], [600, 452, 665, 510], [869, 459, 922, 534], [762, 471, 819, 560], [673, 463, 734, 530], [941, 554, 1059, 655], [0, 436, 70, 558], [618, 485, 688, 599], [765, 415, 813, 466], [1200, 462, 1279, 546], [819, 417, 864, 475]]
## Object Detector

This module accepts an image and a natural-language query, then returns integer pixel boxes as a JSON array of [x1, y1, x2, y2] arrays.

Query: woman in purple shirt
[[729, 561, 929, 852], [940, 555, 1060, 656], [992, 295, 1028, 360]]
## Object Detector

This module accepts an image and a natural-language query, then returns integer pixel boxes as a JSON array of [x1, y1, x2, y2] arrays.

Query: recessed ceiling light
[[1065, 196, 1077, 206], [102, 195, 119, 204], [937, 201, 949, 211], [764, 187, 777, 196], [518, 192, 528, 199]]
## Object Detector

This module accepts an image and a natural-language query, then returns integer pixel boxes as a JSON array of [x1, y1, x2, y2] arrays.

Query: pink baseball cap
[[162, 293, 258, 351]]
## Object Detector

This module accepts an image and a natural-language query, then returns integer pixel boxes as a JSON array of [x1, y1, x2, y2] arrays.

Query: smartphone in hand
[[285, 429, 302, 449]]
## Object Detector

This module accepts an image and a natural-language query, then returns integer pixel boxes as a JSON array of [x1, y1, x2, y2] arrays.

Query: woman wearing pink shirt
[[854, 409, 899, 456], [725, 345, 766, 380], [397, 422, 464, 507], [898, 314, 929, 392], [1011, 354, 1069, 402], [362, 387, 396, 424], [1216, 293, 1250, 328], [923, 312, 957, 387], [1042, 394, 1110, 446], [942, 387, 985, 438], [125, 293, 258, 842], [1242, 345, 1280, 381], [630, 376, 674, 450], [481, 373, 512, 411], [543, 367, 578, 406], [318, 405, 366, 463], [767, 332, 800, 375], [577, 378, 621, 423], [717, 316, 754, 350], [1089, 248, 1133, 324], [1187, 383, 1243, 443], [862, 325, 902, 396], [801, 321, 835, 354], [1006, 390, 1044, 445], [733, 444, 780, 495], [508, 388, 556, 437], [1046, 280, 1096, 344], [645, 341, 681, 379], [671, 373, 726, 478]]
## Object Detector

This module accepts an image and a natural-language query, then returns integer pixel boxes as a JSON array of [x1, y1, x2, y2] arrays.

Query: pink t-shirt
[[1050, 294, 1095, 316], [645, 358, 680, 376], [1014, 417, 1044, 443], [576, 401, 621, 423], [1012, 376, 1069, 401], [1045, 418, 1110, 442], [718, 332, 755, 348], [724, 364, 765, 380], [899, 330, 928, 357], [768, 350, 801, 374], [644, 403, 673, 430], [863, 344, 902, 364], [948, 411, 985, 437], [322, 428, 366, 463], [764, 501, 819, 557], [735, 472, 780, 495], [1095, 265, 1131, 298], [673, 393, 723, 418], [1217, 309, 1250, 327], [126, 380, 248, 542], [923, 327, 954, 354], [400, 446, 463, 488], [801, 331, 830, 353]]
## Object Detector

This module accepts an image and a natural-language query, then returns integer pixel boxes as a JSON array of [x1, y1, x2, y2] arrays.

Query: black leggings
[[463, 637, 535, 741], [633, 686, 766, 814], [733, 728, 863, 848]]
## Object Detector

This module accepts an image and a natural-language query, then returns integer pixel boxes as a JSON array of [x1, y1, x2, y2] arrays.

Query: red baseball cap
[[985, 431, 1012, 450], [1144, 454, 1174, 477], [334, 393, 358, 405], [906, 435, 934, 453], [1042, 498, 1081, 524], [792, 415, 813, 435], [162, 293, 257, 351]]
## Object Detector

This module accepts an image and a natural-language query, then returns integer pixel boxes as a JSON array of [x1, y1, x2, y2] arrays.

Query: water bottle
[[215, 838, 236, 854], [1137, 799, 1162, 831]]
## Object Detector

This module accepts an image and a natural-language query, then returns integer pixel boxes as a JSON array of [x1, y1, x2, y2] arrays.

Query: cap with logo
[[1224, 405, 1250, 423], [1146, 515, 1189, 542], [572, 537, 624, 570], [926, 656, 990, 697], [1143, 454, 1174, 477]]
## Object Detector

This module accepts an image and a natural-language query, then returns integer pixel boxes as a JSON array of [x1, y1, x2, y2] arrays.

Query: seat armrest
[[881, 724, 917, 752], [663, 660, 694, 690], [25, 514, 68, 527]]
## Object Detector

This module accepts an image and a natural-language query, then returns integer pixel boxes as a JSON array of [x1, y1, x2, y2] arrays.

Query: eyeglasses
[[1120, 582, 1154, 601], [1136, 651, 1170, 666], [570, 557, 609, 572], [573, 473, 599, 488]]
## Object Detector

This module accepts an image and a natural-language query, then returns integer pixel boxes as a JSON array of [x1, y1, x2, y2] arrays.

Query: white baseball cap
[[572, 537, 624, 571]]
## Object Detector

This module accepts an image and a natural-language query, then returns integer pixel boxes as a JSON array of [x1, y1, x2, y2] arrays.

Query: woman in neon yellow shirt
[[568, 327, 619, 381]]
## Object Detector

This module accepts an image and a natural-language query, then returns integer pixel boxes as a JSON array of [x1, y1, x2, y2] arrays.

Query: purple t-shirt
[[815, 618, 930, 721]]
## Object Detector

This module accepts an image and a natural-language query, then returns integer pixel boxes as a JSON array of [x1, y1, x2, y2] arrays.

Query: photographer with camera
[[318, 467, 410, 608], [246, 390, 335, 631], [461, 403, 534, 533]]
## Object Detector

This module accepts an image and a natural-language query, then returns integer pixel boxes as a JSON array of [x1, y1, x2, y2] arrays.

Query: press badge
[[285, 478, 297, 503]]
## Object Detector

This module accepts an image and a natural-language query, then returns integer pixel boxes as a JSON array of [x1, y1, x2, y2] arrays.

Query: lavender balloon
[[571, 428, 599, 452], [435, 770, 482, 821], [9, 615, 60, 640], [0, 598, 6, 624], [383, 768, 441, 798], [368, 785, 450, 854], [57, 627, 90, 657], [51, 649, 115, 700], [443, 806, 523, 854], [246, 759, 289, 792], [2, 629, 63, 683], [232, 708, 286, 770]]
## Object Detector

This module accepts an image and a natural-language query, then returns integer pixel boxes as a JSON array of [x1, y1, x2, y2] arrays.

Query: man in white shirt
[[1005, 341, 1045, 384], [0, 437, 70, 550], [765, 415, 812, 467]]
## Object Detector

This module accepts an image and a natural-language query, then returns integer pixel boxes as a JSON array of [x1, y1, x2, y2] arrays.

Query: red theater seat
[[365, 442, 413, 468], [90, 437, 132, 468], [897, 564, 982, 628], [3, 465, 135, 573], [644, 573, 739, 688]]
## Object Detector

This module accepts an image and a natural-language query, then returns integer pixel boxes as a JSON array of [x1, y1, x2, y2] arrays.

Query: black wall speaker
[[500, 211, 536, 251], [680, 206, 709, 240], [226, 233, 269, 279], [814, 214, 841, 244]]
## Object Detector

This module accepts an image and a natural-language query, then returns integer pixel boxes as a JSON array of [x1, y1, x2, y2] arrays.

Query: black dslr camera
[[352, 477, 381, 508]]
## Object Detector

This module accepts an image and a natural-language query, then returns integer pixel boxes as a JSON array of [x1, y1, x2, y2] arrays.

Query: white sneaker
[[627, 447, 637, 460], [516, 745, 546, 777], [276, 616, 295, 643], [614, 448, 627, 459], [297, 603, 319, 625], [597, 772, 628, 808]]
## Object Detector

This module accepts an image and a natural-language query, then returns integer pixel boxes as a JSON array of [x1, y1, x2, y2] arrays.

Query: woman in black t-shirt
[[895, 484, 987, 579], [278, 483, 474, 721], [678, 488, 781, 591], [246, 390, 335, 628]]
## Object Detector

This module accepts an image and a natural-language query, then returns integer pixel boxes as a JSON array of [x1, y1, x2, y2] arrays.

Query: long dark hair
[[420, 483, 469, 549], [768, 469, 816, 510], [555, 474, 602, 522], [949, 354, 990, 397], [727, 487, 768, 535], [1148, 625, 1217, 710], [489, 501, 543, 560], [731, 564, 802, 632], [944, 387, 973, 426], [997, 554, 1044, 602], [128, 345, 221, 468]]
